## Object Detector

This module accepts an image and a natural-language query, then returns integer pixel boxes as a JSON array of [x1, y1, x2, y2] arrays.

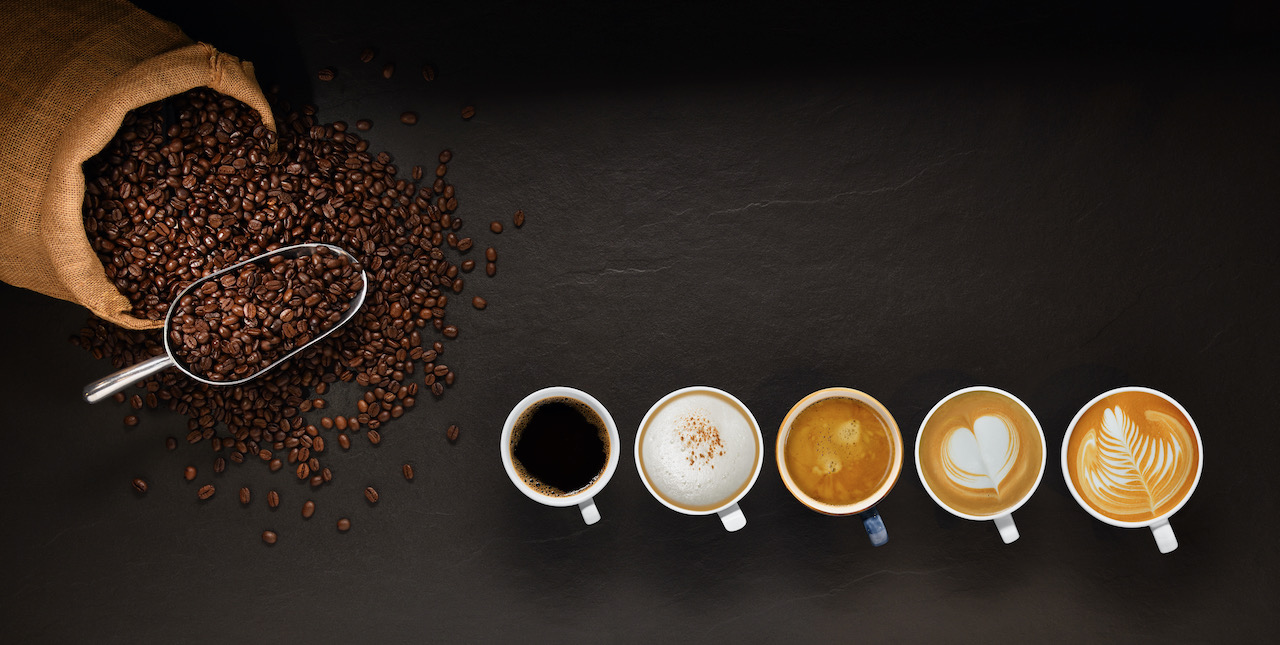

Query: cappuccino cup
[[915, 386, 1047, 544], [1062, 386, 1203, 553], [634, 386, 764, 532], [777, 388, 904, 547], [500, 387, 620, 525]]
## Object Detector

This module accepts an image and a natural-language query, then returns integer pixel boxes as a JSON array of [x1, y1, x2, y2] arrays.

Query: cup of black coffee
[[500, 387, 620, 525]]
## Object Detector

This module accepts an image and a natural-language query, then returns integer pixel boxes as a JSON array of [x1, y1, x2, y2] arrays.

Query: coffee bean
[[485, 247, 497, 262], [486, 262, 496, 277], [438, 149, 452, 164], [132, 478, 148, 494], [198, 484, 215, 500], [442, 325, 458, 339], [213, 457, 226, 473], [400, 111, 418, 125], [382, 62, 395, 79], [124, 414, 138, 426], [402, 463, 414, 481], [472, 296, 487, 310], [513, 209, 525, 227], [337, 518, 351, 532], [317, 67, 336, 81], [184, 466, 197, 481], [130, 394, 143, 410], [360, 47, 375, 63], [461, 260, 475, 272], [446, 424, 459, 442], [411, 165, 423, 181], [356, 119, 372, 131], [296, 463, 310, 480], [262, 530, 277, 545], [112, 392, 126, 404], [367, 429, 381, 445], [489, 221, 503, 234], [338, 433, 351, 450], [457, 237, 473, 252], [364, 486, 379, 503], [269, 459, 283, 472], [421, 64, 436, 81], [239, 487, 251, 505], [267, 490, 280, 509], [460, 105, 475, 120], [432, 382, 445, 396], [302, 500, 315, 518]]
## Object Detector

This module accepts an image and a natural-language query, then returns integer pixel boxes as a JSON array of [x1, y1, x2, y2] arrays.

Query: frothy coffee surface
[[1066, 391, 1199, 522], [918, 390, 1044, 517], [783, 397, 896, 508], [639, 391, 759, 512]]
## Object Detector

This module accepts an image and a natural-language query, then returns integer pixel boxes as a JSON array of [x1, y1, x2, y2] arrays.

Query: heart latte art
[[918, 390, 1045, 517], [1066, 391, 1200, 523]]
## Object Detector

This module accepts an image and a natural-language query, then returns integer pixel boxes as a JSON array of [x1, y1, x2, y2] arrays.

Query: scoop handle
[[83, 354, 175, 403]]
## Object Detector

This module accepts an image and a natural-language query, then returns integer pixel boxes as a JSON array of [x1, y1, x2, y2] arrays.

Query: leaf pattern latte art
[[1075, 405, 1195, 520]]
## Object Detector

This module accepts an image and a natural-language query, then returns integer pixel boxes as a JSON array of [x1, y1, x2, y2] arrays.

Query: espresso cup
[[776, 388, 904, 546], [1062, 386, 1203, 554], [634, 386, 764, 532], [500, 386, 620, 525], [915, 386, 1047, 544]]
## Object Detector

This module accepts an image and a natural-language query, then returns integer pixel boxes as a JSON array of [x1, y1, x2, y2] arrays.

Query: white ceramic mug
[[1062, 386, 1204, 554], [500, 386, 620, 525], [915, 386, 1047, 544], [634, 386, 764, 532]]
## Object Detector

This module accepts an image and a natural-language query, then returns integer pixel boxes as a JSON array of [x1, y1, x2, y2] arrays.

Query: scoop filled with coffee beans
[[83, 243, 368, 402]]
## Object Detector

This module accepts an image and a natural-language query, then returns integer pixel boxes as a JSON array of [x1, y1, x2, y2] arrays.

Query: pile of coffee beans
[[73, 86, 510, 539], [168, 247, 362, 382]]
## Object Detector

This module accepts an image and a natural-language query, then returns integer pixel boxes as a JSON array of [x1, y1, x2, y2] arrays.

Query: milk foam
[[642, 392, 758, 509]]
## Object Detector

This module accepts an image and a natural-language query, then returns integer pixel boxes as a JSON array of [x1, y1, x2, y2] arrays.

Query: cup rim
[[1060, 386, 1204, 528], [775, 387, 904, 516], [499, 386, 620, 508], [913, 386, 1048, 522], [633, 386, 765, 516]]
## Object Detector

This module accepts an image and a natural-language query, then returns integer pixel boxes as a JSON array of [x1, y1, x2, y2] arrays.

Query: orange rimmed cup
[[776, 387, 904, 546]]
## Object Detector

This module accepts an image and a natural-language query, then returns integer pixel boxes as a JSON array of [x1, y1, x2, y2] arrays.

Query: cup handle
[[1151, 518, 1178, 553], [717, 503, 746, 532], [860, 508, 888, 547], [993, 513, 1019, 544], [578, 498, 600, 525]]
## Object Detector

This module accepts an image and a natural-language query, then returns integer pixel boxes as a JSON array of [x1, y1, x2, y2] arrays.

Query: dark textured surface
[[2, 2, 1279, 642]]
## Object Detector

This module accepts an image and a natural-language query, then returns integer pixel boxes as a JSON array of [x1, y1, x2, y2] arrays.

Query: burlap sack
[[0, 0, 276, 330]]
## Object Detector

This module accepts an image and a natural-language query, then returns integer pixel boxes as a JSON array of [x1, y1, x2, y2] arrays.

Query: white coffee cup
[[915, 386, 1047, 544], [634, 386, 764, 532], [1062, 386, 1204, 554], [500, 386, 620, 525]]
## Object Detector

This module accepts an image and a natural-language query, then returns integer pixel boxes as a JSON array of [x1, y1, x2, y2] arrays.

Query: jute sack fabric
[[0, 0, 276, 329]]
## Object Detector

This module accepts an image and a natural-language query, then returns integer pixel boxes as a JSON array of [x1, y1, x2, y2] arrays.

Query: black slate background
[[2, 1, 1278, 642]]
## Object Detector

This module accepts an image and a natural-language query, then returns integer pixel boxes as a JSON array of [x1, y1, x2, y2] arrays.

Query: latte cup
[[634, 386, 765, 532], [1062, 386, 1203, 554], [500, 387, 620, 525], [777, 388, 904, 547], [915, 386, 1047, 544]]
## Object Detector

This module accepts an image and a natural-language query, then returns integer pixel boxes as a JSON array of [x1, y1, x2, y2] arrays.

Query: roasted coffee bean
[[124, 414, 138, 426], [322, 467, 333, 482], [302, 500, 315, 518], [184, 466, 197, 481], [269, 459, 283, 472], [411, 165, 423, 180], [130, 394, 143, 410], [239, 487, 251, 505], [402, 463, 414, 480], [485, 247, 497, 262], [432, 381, 445, 396], [364, 486, 379, 503], [442, 325, 458, 339], [513, 209, 525, 227], [356, 119, 372, 131], [296, 463, 310, 480], [262, 530, 277, 545], [198, 484, 216, 500], [461, 259, 475, 272], [132, 478, 148, 494], [460, 105, 475, 120], [421, 64, 436, 81], [400, 111, 418, 125], [317, 67, 336, 81], [112, 392, 126, 404], [213, 457, 226, 473], [337, 518, 351, 532], [360, 47, 376, 63], [166, 437, 177, 451], [382, 62, 395, 78], [472, 296, 487, 310], [489, 221, 503, 234], [446, 424, 459, 442], [367, 429, 381, 445], [486, 261, 497, 277], [338, 433, 351, 450], [267, 490, 280, 509]]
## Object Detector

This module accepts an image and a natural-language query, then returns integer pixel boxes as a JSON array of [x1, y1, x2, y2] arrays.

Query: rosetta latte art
[[1075, 405, 1196, 521]]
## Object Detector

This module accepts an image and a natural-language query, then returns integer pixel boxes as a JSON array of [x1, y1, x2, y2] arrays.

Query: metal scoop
[[83, 243, 368, 403]]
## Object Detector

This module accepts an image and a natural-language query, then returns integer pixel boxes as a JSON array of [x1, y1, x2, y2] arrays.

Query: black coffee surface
[[513, 398, 607, 494]]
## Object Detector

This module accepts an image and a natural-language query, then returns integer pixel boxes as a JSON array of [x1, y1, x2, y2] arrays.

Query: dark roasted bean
[[184, 466, 197, 481], [446, 424, 459, 442], [302, 500, 315, 518], [400, 112, 418, 125], [262, 530, 277, 545], [337, 518, 351, 532], [382, 62, 395, 78], [132, 478, 148, 494], [124, 414, 139, 426], [460, 105, 475, 120], [402, 463, 414, 481], [360, 47, 375, 63], [486, 261, 497, 277], [364, 486, 379, 503], [489, 221, 503, 234], [317, 67, 336, 81], [513, 209, 525, 227], [421, 65, 435, 81], [472, 296, 487, 310], [267, 490, 280, 509], [198, 484, 215, 500], [239, 487, 251, 505], [367, 429, 381, 445]]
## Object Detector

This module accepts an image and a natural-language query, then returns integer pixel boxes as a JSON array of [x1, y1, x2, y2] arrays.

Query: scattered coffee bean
[[513, 209, 525, 227], [267, 490, 280, 509], [400, 111, 418, 125], [421, 64, 436, 81], [457, 237, 473, 251], [402, 463, 414, 481], [338, 433, 351, 450], [360, 47, 375, 63], [461, 259, 475, 272], [239, 487, 251, 505], [439, 149, 452, 164], [485, 247, 497, 262], [184, 466, 197, 481], [382, 62, 395, 79], [166, 437, 177, 450], [367, 429, 381, 445], [337, 518, 351, 532], [198, 484, 215, 500], [486, 262, 496, 277], [446, 424, 460, 442], [442, 325, 458, 339], [356, 119, 372, 131], [130, 394, 143, 410], [411, 165, 423, 181], [113, 392, 126, 404], [213, 457, 226, 473], [489, 221, 503, 234], [302, 500, 315, 518], [460, 105, 475, 120], [132, 478, 148, 494], [262, 530, 277, 545], [317, 67, 336, 81], [472, 296, 487, 310], [364, 486, 379, 503], [269, 459, 283, 472], [124, 414, 138, 426]]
